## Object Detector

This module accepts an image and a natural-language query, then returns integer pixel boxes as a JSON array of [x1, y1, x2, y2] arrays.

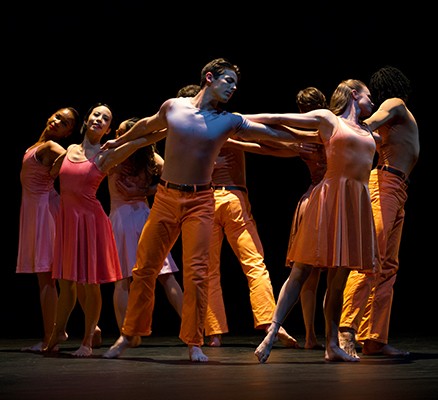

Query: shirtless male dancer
[[175, 84, 300, 349], [339, 66, 419, 358], [101, 58, 313, 362]]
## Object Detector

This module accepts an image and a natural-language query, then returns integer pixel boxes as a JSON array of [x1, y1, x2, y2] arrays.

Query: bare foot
[[362, 340, 410, 357], [304, 335, 324, 350], [22, 342, 61, 353], [338, 330, 359, 359], [254, 330, 277, 363], [189, 346, 208, 362], [72, 345, 92, 357], [21, 342, 44, 353], [92, 327, 102, 348], [325, 344, 360, 362], [275, 326, 300, 348], [43, 330, 67, 353], [208, 335, 222, 347], [102, 335, 137, 359]]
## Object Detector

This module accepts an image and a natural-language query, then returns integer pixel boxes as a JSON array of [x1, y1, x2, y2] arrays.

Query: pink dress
[[16, 145, 59, 273], [287, 118, 380, 272], [108, 167, 179, 278], [52, 152, 122, 284]]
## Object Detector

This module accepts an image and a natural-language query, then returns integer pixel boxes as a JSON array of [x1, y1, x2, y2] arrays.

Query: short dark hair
[[296, 87, 327, 113], [176, 84, 201, 97], [200, 58, 240, 88]]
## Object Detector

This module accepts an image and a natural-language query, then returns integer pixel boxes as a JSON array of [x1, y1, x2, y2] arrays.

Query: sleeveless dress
[[287, 118, 380, 272], [108, 166, 179, 278], [16, 145, 59, 273], [286, 144, 326, 266], [52, 152, 122, 284]]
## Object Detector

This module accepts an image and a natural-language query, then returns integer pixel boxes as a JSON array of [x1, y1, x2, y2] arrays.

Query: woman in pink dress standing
[[45, 103, 149, 357], [16, 107, 80, 352]]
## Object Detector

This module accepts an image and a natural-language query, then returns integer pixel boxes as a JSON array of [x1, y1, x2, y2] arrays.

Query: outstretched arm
[[101, 100, 170, 151], [224, 137, 319, 157], [98, 134, 166, 174], [243, 111, 321, 129], [234, 117, 320, 144], [242, 109, 336, 143]]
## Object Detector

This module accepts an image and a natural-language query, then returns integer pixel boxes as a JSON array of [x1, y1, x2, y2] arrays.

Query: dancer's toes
[[21, 342, 44, 353], [362, 340, 410, 357], [325, 345, 360, 362], [254, 344, 270, 364], [254, 336, 275, 364], [189, 346, 208, 362], [72, 345, 92, 357], [255, 328, 279, 363]]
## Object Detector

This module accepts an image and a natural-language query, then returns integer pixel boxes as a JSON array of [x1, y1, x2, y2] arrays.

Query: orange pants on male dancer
[[341, 167, 408, 344], [205, 187, 276, 336], [123, 184, 214, 346]]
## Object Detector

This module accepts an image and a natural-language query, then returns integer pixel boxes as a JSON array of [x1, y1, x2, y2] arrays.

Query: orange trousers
[[341, 168, 408, 344], [205, 188, 276, 336], [122, 184, 215, 346]]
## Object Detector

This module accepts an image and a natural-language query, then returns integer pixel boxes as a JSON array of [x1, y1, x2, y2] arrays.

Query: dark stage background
[[3, 4, 434, 341]]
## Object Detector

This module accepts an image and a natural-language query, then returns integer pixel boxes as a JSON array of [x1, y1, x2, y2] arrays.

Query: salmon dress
[[107, 165, 179, 278], [16, 145, 59, 273], [287, 118, 380, 273], [52, 152, 122, 284]]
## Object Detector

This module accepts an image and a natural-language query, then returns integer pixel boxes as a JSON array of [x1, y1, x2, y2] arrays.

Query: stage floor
[[1, 334, 437, 400]]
